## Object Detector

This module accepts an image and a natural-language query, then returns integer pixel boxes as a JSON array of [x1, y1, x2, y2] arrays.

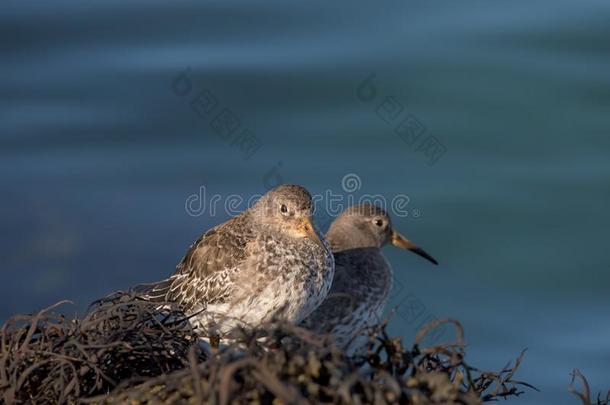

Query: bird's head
[[327, 204, 438, 265], [252, 184, 327, 253]]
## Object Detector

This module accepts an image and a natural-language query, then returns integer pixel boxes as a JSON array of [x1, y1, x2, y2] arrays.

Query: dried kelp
[[94, 312, 533, 404], [569, 369, 610, 405], [0, 293, 202, 404], [1, 292, 534, 404]]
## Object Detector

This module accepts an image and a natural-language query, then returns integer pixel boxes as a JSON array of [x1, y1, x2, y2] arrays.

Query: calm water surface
[[1, 1, 609, 403]]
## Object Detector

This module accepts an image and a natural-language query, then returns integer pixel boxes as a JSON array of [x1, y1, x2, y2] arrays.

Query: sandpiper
[[301, 204, 437, 353], [136, 184, 334, 337]]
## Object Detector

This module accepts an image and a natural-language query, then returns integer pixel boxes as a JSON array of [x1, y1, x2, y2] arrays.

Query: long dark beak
[[300, 217, 328, 255], [391, 230, 438, 265]]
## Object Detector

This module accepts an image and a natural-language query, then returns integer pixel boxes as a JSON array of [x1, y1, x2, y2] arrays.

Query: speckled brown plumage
[[136, 184, 334, 337]]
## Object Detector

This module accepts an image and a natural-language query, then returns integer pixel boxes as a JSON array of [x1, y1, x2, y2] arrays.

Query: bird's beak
[[391, 230, 438, 265], [300, 217, 328, 254]]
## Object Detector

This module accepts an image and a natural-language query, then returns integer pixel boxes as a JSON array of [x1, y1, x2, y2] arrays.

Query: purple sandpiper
[[136, 184, 334, 337], [301, 203, 437, 353]]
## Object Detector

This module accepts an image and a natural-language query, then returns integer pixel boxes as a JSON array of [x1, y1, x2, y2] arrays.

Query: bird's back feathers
[[135, 214, 253, 312]]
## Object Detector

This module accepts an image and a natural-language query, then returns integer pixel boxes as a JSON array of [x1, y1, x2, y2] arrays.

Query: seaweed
[[0, 293, 202, 404], [569, 369, 610, 405], [0, 292, 536, 404]]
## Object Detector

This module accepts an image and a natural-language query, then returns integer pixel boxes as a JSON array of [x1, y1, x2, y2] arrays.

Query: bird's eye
[[374, 219, 384, 227], [280, 204, 289, 214]]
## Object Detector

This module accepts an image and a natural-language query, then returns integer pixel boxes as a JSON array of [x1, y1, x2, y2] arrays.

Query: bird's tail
[[131, 279, 173, 302]]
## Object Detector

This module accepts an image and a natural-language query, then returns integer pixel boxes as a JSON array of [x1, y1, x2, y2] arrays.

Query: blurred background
[[1, 1, 609, 403]]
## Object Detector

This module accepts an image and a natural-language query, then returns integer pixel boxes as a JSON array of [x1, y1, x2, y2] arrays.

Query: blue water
[[1, 1, 609, 403]]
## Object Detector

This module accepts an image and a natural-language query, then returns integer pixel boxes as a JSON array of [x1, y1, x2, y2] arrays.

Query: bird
[[301, 203, 437, 354], [135, 184, 334, 338]]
